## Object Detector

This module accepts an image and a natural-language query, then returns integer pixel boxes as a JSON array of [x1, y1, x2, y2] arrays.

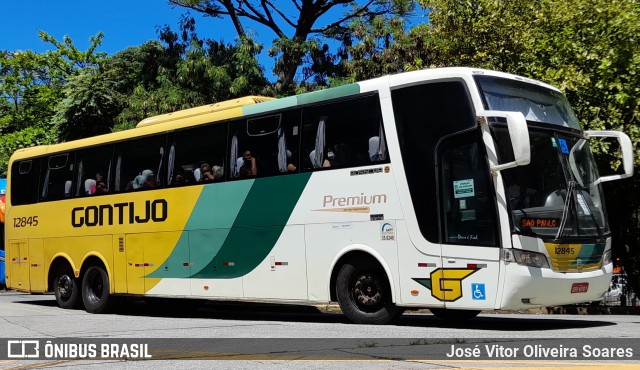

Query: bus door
[[8, 240, 30, 291], [437, 133, 501, 309]]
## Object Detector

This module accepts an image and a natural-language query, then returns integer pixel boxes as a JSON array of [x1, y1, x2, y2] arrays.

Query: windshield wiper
[[555, 180, 576, 240]]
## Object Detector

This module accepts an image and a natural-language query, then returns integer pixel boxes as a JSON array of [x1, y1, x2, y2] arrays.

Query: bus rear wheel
[[54, 268, 80, 309], [336, 260, 401, 324], [82, 266, 114, 314], [430, 308, 480, 321]]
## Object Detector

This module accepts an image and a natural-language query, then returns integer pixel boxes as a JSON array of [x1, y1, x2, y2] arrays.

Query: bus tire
[[336, 260, 401, 324], [81, 266, 114, 314], [430, 308, 480, 321], [53, 268, 81, 309]]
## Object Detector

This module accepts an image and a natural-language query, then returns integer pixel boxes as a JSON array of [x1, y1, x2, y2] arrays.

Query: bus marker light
[[203, 286, 209, 290], [411, 290, 419, 296], [275, 262, 288, 266], [418, 263, 436, 267], [467, 264, 487, 269], [222, 262, 235, 267]]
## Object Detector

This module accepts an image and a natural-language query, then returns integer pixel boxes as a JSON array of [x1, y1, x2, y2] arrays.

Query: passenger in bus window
[[142, 170, 156, 189], [172, 170, 187, 186], [211, 165, 224, 180], [199, 163, 215, 183], [239, 150, 257, 177], [131, 175, 145, 190], [85, 179, 96, 195], [95, 172, 109, 194]]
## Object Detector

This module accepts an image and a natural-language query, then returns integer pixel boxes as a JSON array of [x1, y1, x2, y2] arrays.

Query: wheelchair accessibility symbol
[[472, 283, 486, 300]]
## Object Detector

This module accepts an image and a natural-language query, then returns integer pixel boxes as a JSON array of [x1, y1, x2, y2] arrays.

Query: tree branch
[[264, 1, 297, 29], [235, 0, 287, 38], [310, 0, 383, 34]]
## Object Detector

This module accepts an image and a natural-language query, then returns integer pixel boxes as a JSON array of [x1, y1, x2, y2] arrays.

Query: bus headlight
[[602, 250, 612, 265], [502, 249, 550, 269]]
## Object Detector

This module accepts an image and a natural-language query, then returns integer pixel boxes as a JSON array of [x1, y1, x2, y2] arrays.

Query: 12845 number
[[13, 216, 39, 227]]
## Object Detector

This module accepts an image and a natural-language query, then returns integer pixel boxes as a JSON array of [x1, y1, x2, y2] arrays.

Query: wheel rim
[[351, 271, 384, 312], [86, 270, 104, 304], [57, 275, 74, 301]]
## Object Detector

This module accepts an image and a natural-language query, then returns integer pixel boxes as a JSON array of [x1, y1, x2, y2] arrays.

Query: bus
[[5, 68, 633, 324]]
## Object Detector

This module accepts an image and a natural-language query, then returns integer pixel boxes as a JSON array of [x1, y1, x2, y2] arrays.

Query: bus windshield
[[475, 75, 608, 240], [475, 75, 581, 130], [494, 126, 609, 239]]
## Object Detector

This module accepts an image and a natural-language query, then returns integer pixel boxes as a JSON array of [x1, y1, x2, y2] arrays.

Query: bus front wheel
[[336, 260, 401, 324], [53, 268, 80, 309], [82, 266, 114, 314]]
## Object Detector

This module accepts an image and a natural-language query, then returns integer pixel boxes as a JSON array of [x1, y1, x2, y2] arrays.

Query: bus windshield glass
[[494, 126, 609, 239], [475, 75, 581, 130]]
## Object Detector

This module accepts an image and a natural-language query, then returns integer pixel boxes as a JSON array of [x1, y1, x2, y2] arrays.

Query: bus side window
[[170, 122, 227, 187], [301, 94, 387, 172], [40, 153, 74, 202], [114, 135, 167, 192], [76, 145, 114, 197], [11, 159, 41, 206], [229, 109, 301, 179]]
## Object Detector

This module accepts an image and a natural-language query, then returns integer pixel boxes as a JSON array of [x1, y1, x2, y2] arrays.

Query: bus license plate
[[571, 282, 589, 293]]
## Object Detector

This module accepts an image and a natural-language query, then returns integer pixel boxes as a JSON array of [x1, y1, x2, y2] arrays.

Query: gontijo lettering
[[71, 199, 167, 227]]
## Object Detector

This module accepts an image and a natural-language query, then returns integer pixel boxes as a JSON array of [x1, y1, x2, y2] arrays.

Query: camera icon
[[7, 340, 40, 358]]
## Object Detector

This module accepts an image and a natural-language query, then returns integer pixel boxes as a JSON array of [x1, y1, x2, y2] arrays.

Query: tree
[[112, 22, 270, 130], [0, 32, 106, 171], [52, 69, 125, 141], [167, 0, 413, 93]]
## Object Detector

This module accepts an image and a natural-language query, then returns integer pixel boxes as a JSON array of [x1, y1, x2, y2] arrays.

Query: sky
[[1, 1, 278, 73], [2, 1, 426, 81], [1, 1, 244, 53]]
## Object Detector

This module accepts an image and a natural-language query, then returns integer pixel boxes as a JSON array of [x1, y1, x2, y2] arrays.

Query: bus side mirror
[[490, 111, 531, 172], [585, 130, 634, 183]]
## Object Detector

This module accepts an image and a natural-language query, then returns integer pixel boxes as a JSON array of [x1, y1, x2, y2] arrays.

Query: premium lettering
[[322, 193, 387, 208], [72, 200, 167, 227]]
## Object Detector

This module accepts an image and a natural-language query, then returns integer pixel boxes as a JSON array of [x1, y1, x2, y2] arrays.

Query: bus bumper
[[499, 262, 612, 309]]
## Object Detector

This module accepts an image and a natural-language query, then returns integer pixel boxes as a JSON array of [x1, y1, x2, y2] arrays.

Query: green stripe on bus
[[242, 96, 297, 116], [146, 181, 254, 278], [573, 242, 605, 267], [296, 84, 360, 106], [242, 84, 360, 117], [192, 173, 311, 278]]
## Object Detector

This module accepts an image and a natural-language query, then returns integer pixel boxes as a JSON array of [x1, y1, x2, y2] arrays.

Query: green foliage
[[0, 32, 107, 170], [53, 69, 125, 141], [0, 126, 57, 175], [113, 23, 269, 130], [168, 0, 413, 93]]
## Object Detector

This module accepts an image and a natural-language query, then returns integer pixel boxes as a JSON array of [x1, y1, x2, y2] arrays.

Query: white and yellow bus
[[5, 68, 634, 324]]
